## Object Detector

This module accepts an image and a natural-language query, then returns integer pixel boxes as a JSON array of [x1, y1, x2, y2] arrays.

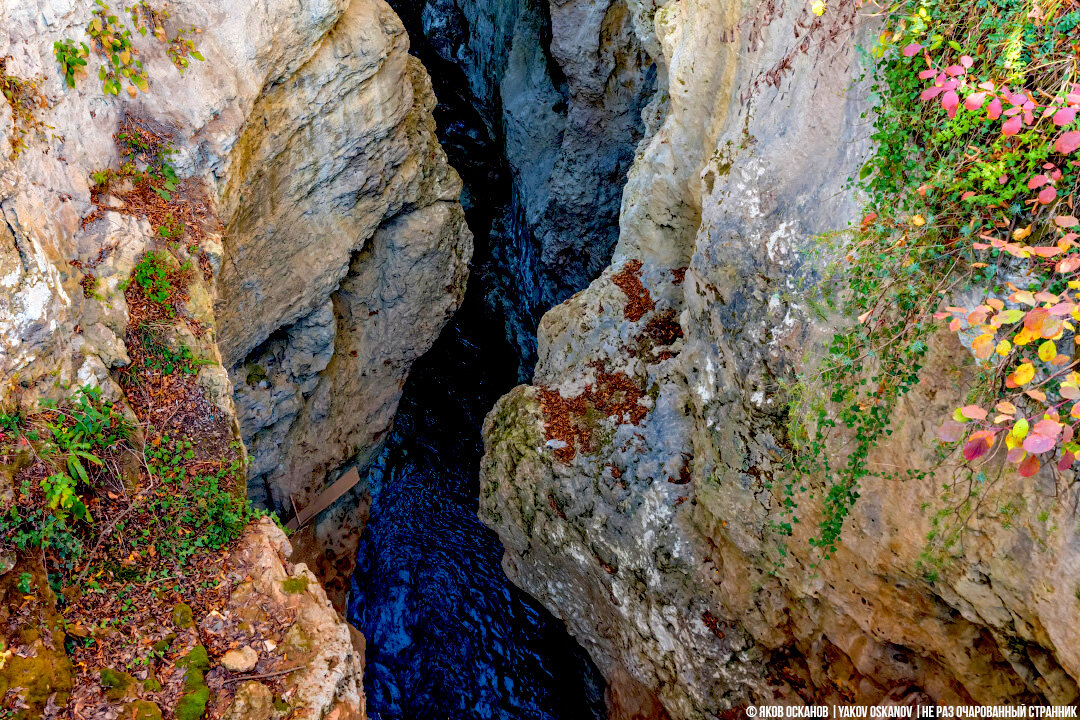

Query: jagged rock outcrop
[[2, 0, 470, 597], [480, 0, 1080, 716], [390, 0, 654, 370], [2, 0, 471, 714]]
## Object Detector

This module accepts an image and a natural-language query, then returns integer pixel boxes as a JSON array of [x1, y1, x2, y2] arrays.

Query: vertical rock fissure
[[342, 0, 657, 717]]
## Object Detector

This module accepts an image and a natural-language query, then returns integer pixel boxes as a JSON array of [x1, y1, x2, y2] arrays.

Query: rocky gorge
[[2, 0, 1080, 719]]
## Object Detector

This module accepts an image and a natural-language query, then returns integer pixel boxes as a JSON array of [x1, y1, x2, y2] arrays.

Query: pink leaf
[[1057, 450, 1075, 472], [942, 90, 960, 119], [978, 81, 996, 92], [1023, 434, 1056, 454], [1002, 115, 1023, 136], [960, 55, 974, 68], [988, 97, 1003, 120], [921, 86, 944, 101], [960, 405, 987, 421], [919, 68, 937, 80], [903, 43, 923, 57], [945, 64, 965, 77], [1055, 215, 1079, 227], [937, 420, 966, 443], [1053, 107, 1076, 126], [1055, 131, 1080, 154], [1039, 186, 1059, 204], [964, 92, 986, 110], [1027, 174, 1049, 189]]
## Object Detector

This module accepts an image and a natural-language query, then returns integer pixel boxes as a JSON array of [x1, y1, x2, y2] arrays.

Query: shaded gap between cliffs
[[343, 0, 643, 718]]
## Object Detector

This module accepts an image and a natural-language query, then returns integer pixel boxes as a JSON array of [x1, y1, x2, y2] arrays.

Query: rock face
[[480, 0, 1080, 716], [221, 519, 367, 720], [1, 0, 470, 595], [389, 0, 655, 371], [2, 0, 470, 714]]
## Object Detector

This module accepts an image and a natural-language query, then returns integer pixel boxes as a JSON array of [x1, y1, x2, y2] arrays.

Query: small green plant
[[16, 572, 34, 594], [87, 0, 149, 96], [1, 57, 50, 158], [55, 0, 204, 96], [52, 39, 89, 88], [157, 214, 183, 239], [133, 251, 172, 305]]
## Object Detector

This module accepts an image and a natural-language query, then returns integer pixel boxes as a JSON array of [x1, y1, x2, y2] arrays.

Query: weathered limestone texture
[[1, 0, 471, 594], [390, 0, 655, 369], [480, 0, 1080, 716]]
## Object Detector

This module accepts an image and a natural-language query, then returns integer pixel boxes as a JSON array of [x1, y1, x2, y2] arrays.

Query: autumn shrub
[[787, 0, 1079, 561]]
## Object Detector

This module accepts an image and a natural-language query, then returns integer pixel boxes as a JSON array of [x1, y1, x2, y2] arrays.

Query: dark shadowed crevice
[[344, 0, 654, 717]]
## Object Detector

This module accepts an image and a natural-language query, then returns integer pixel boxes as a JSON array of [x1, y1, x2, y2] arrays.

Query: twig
[[222, 664, 308, 685]]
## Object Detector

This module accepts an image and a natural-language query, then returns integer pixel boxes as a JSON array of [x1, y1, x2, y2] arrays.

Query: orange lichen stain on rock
[[538, 365, 648, 462], [611, 259, 655, 321]]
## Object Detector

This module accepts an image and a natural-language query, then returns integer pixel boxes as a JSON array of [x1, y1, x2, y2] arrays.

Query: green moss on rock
[[281, 575, 308, 594], [175, 685, 210, 720], [124, 699, 164, 720], [171, 602, 194, 628], [100, 667, 137, 700]]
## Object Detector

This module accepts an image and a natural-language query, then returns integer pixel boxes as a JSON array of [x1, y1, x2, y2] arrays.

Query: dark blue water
[[346, 275, 607, 719]]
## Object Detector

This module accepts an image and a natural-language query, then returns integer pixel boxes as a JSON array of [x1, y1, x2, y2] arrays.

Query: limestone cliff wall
[[1, 0, 471, 595], [480, 0, 1080, 716], [391, 0, 654, 369], [2, 0, 471, 713]]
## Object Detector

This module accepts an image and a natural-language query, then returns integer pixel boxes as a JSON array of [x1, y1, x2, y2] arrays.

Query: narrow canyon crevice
[[339, 0, 662, 716]]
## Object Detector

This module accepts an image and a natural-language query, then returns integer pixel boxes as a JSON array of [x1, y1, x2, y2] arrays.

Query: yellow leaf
[[1014, 326, 1038, 345], [972, 333, 995, 360], [1039, 340, 1057, 362], [995, 401, 1017, 415], [1014, 362, 1036, 385], [1012, 417, 1030, 440], [996, 339, 1012, 356], [911, 214, 926, 227], [119, 49, 131, 65], [1013, 225, 1032, 241], [811, 0, 826, 15]]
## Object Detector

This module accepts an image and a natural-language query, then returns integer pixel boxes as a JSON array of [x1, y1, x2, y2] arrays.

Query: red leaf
[[918, 68, 937, 80], [921, 86, 944, 101], [1056, 131, 1080, 154], [942, 90, 960, 119], [963, 432, 993, 460], [1057, 451, 1075, 472], [903, 43, 923, 57], [1039, 186, 1059, 204], [1027, 174, 1049, 189], [1003, 115, 1023, 135], [1053, 107, 1077, 127], [1033, 419, 1062, 437], [988, 97, 1002, 120], [1018, 454, 1041, 477]]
